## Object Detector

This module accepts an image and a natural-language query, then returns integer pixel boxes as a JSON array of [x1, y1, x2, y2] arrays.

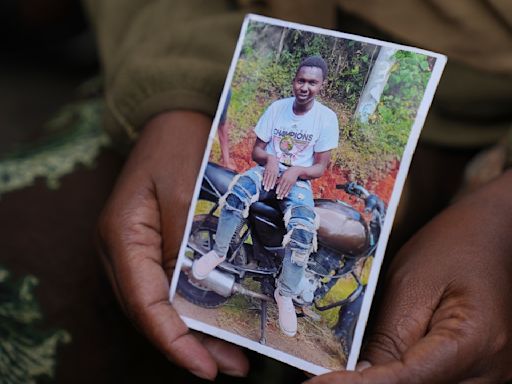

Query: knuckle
[[490, 329, 510, 355], [365, 330, 404, 362]]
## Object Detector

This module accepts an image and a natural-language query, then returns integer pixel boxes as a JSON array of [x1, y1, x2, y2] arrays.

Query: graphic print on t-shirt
[[273, 124, 314, 166], [254, 97, 339, 168]]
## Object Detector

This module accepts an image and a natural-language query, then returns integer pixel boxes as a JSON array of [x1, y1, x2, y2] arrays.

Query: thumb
[[359, 262, 442, 365], [307, 322, 478, 384]]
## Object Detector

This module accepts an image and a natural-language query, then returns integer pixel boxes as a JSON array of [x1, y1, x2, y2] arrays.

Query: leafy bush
[[226, 21, 433, 182]]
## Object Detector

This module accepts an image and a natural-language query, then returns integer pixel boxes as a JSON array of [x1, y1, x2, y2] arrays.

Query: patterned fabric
[[0, 79, 106, 383], [0, 266, 70, 383], [0, 85, 110, 197]]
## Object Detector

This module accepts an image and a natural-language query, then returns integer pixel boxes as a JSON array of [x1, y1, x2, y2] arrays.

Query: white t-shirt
[[254, 97, 339, 168]]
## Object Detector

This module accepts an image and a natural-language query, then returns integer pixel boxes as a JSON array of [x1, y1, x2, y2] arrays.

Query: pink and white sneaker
[[274, 289, 297, 337], [192, 250, 226, 280]]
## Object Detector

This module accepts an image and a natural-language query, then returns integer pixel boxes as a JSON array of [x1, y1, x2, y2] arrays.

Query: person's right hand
[[96, 111, 249, 380], [306, 170, 512, 384], [263, 155, 279, 191]]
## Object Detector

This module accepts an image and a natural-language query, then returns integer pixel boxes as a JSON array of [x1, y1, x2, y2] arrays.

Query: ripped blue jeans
[[213, 165, 317, 297]]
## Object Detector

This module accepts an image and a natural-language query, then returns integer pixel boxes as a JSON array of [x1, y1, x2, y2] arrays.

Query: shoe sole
[[278, 322, 297, 337]]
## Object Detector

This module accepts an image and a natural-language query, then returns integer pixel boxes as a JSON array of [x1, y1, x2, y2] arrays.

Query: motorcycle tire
[[177, 213, 239, 308]]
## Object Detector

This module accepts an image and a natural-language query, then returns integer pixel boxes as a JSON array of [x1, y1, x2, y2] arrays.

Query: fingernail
[[221, 368, 248, 378], [190, 368, 215, 381], [356, 360, 372, 371]]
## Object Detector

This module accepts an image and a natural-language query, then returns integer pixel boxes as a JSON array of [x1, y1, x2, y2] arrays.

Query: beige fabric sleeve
[[83, 0, 247, 142]]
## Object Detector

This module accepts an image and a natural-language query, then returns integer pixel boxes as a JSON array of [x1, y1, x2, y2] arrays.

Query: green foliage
[[242, 23, 376, 110], [229, 21, 433, 181], [382, 51, 431, 117]]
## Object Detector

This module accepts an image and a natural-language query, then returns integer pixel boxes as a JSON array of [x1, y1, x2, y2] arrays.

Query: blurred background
[[0, 1, 309, 383], [1, 1, 498, 383]]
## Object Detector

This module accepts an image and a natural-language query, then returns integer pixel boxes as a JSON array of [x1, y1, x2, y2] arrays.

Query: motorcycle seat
[[203, 163, 287, 226], [250, 201, 283, 224], [204, 162, 237, 195]]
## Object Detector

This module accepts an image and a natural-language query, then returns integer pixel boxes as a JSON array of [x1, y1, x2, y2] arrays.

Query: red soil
[[227, 133, 399, 212]]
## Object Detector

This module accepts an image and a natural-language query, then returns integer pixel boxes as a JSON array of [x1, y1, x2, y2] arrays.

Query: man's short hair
[[297, 56, 328, 80]]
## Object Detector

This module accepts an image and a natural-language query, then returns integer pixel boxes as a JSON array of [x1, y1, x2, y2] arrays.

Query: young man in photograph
[[192, 55, 339, 337]]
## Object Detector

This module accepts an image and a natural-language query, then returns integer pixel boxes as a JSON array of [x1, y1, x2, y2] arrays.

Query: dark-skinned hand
[[263, 154, 279, 191], [96, 111, 249, 380], [307, 170, 512, 384], [276, 166, 301, 199]]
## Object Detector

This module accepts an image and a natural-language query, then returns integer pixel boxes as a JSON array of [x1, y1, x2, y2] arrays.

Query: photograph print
[[170, 14, 446, 375]]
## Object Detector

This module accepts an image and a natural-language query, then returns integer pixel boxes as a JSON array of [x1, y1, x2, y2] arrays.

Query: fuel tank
[[314, 199, 369, 257]]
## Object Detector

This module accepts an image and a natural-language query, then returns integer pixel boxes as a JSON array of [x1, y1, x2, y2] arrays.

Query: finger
[[359, 251, 445, 365], [156, 146, 250, 377], [263, 170, 271, 191], [277, 184, 284, 199], [282, 183, 292, 198], [201, 335, 249, 377], [276, 177, 282, 196], [110, 228, 219, 380], [96, 237, 128, 313], [308, 314, 481, 384], [269, 171, 278, 190], [100, 182, 219, 380], [459, 379, 495, 384], [278, 181, 290, 199]]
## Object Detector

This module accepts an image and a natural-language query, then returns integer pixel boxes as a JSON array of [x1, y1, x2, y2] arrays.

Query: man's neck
[[293, 99, 315, 115]]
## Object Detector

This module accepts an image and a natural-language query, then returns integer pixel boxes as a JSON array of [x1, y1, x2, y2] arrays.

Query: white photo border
[[169, 13, 447, 375]]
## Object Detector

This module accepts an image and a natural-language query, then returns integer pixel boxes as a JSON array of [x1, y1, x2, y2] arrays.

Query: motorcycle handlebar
[[336, 182, 370, 199], [336, 182, 386, 216]]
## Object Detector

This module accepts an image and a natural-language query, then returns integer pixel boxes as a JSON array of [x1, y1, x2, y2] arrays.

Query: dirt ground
[[174, 290, 345, 371]]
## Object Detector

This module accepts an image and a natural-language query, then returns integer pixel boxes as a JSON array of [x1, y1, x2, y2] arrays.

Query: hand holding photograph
[[169, 14, 446, 375]]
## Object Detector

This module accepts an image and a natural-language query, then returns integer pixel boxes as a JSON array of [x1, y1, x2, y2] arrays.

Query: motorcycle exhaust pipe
[[181, 258, 270, 301]]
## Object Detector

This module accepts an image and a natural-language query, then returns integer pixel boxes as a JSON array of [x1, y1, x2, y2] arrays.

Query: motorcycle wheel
[[177, 213, 239, 308]]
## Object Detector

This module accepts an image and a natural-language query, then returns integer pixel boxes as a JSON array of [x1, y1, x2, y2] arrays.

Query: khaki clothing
[[83, 0, 512, 162]]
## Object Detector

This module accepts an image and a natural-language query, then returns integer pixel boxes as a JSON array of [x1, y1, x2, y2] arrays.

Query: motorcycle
[[178, 162, 385, 357]]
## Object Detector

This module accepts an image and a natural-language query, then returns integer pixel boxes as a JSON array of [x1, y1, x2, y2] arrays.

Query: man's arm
[[276, 150, 331, 199], [294, 150, 332, 180]]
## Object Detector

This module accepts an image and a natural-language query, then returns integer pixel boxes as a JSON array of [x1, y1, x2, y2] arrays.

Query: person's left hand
[[276, 167, 301, 199], [96, 111, 249, 380], [306, 170, 512, 384]]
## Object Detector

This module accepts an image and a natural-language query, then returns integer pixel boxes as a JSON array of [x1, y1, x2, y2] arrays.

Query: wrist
[[130, 110, 210, 180], [142, 110, 212, 136], [289, 166, 304, 178], [266, 154, 278, 166]]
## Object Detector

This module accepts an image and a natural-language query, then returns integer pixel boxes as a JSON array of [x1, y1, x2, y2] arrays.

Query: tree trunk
[[355, 47, 397, 123], [276, 28, 287, 62]]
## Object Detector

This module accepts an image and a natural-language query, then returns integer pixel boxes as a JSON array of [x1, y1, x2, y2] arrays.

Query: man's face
[[292, 66, 324, 106]]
